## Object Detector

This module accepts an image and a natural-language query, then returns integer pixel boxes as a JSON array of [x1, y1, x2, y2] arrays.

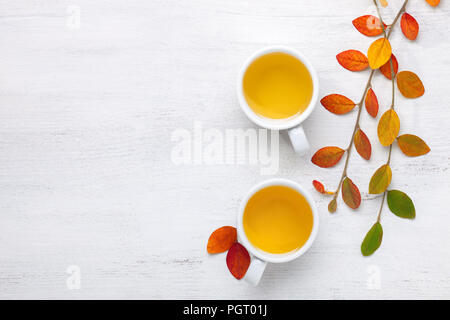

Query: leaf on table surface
[[354, 129, 372, 160], [380, 54, 398, 80], [328, 198, 337, 213], [207, 226, 237, 254], [426, 0, 440, 7], [397, 134, 430, 157], [397, 71, 425, 98], [321, 94, 356, 115], [352, 15, 385, 36], [226, 242, 250, 280], [401, 13, 419, 40], [361, 222, 383, 256], [387, 190, 416, 219], [365, 88, 379, 118], [368, 38, 392, 69], [342, 177, 361, 209], [311, 147, 346, 168], [336, 50, 369, 71], [378, 109, 400, 146], [369, 164, 392, 194]]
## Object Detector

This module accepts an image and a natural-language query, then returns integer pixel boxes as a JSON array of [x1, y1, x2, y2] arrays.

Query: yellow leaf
[[367, 38, 392, 69], [369, 164, 392, 194], [377, 109, 400, 146], [380, 0, 388, 7]]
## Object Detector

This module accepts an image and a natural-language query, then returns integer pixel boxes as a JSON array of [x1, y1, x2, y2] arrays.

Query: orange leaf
[[426, 0, 440, 7], [313, 180, 325, 194], [207, 226, 237, 254], [378, 109, 400, 146], [380, 54, 398, 80], [401, 13, 419, 40], [226, 242, 250, 280], [336, 50, 369, 71], [368, 38, 392, 69], [311, 147, 345, 168], [352, 15, 385, 37], [328, 199, 337, 213], [365, 88, 379, 118], [354, 129, 372, 160], [342, 177, 361, 209], [321, 94, 356, 115], [397, 71, 425, 98], [397, 134, 430, 157], [380, 0, 388, 7]]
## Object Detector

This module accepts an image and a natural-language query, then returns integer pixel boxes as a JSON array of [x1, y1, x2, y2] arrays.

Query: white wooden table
[[0, 0, 449, 299]]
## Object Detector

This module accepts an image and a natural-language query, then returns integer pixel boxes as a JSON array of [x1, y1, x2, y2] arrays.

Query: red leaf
[[354, 129, 372, 160], [313, 180, 325, 194], [336, 50, 369, 71], [226, 243, 250, 280], [365, 88, 379, 118], [352, 15, 386, 37], [379, 54, 398, 80], [342, 177, 361, 209], [207, 226, 237, 254], [401, 13, 419, 40], [311, 147, 346, 168], [321, 94, 356, 115]]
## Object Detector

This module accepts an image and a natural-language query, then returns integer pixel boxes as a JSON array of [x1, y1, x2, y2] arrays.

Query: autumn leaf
[[321, 94, 356, 115], [354, 129, 372, 160], [342, 177, 361, 209], [426, 0, 440, 7], [379, 54, 398, 80], [328, 198, 337, 213], [397, 71, 425, 98], [207, 226, 237, 254], [361, 222, 383, 256], [352, 15, 385, 37], [380, 0, 388, 7], [365, 88, 379, 118], [397, 134, 430, 157], [226, 242, 250, 280], [311, 146, 346, 168], [401, 13, 419, 40], [313, 180, 334, 195], [387, 190, 416, 219], [336, 50, 369, 71], [369, 164, 392, 194], [378, 109, 400, 146], [368, 38, 392, 69]]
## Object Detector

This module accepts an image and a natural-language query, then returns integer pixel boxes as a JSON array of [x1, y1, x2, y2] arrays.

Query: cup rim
[[237, 46, 319, 131], [237, 178, 319, 263]]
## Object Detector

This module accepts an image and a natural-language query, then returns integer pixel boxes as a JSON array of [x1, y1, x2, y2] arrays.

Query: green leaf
[[387, 190, 415, 219], [369, 164, 392, 194], [328, 198, 337, 213], [361, 222, 383, 256]]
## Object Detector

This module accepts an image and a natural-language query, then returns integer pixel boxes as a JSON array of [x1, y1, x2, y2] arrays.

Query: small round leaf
[[397, 71, 425, 99], [361, 222, 383, 256], [311, 146, 346, 168], [342, 177, 361, 209], [378, 109, 400, 147], [369, 164, 392, 194], [387, 190, 415, 219], [397, 134, 430, 157]]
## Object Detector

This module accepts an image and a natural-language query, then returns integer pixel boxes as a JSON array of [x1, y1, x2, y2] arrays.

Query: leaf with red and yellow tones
[[401, 13, 419, 40], [321, 94, 356, 115], [378, 109, 400, 146], [226, 242, 250, 280], [311, 147, 345, 168], [397, 134, 431, 157], [365, 88, 379, 118], [380, 0, 388, 7], [328, 198, 337, 213], [354, 129, 372, 160], [397, 71, 425, 98], [312, 180, 334, 195], [368, 38, 392, 69], [207, 226, 237, 254], [369, 164, 392, 194], [380, 54, 399, 80], [342, 177, 361, 209], [352, 15, 385, 37], [426, 0, 440, 7], [336, 50, 369, 71]]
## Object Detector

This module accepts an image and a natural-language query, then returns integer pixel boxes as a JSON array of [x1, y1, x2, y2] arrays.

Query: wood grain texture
[[0, 0, 449, 299]]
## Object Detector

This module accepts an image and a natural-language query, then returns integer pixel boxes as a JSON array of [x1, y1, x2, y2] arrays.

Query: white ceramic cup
[[237, 178, 319, 286], [237, 46, 319, 155]]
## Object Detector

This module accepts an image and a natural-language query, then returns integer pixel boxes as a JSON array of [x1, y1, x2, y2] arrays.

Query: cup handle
[[287, 125, 310, 156], [244, 256, 267, 286]]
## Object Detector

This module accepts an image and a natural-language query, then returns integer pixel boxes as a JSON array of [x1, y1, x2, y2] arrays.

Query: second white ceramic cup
[[237, 46, 319, 155]]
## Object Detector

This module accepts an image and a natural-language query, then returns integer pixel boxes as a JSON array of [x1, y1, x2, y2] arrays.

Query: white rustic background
[[0, 0, 449, 299]]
